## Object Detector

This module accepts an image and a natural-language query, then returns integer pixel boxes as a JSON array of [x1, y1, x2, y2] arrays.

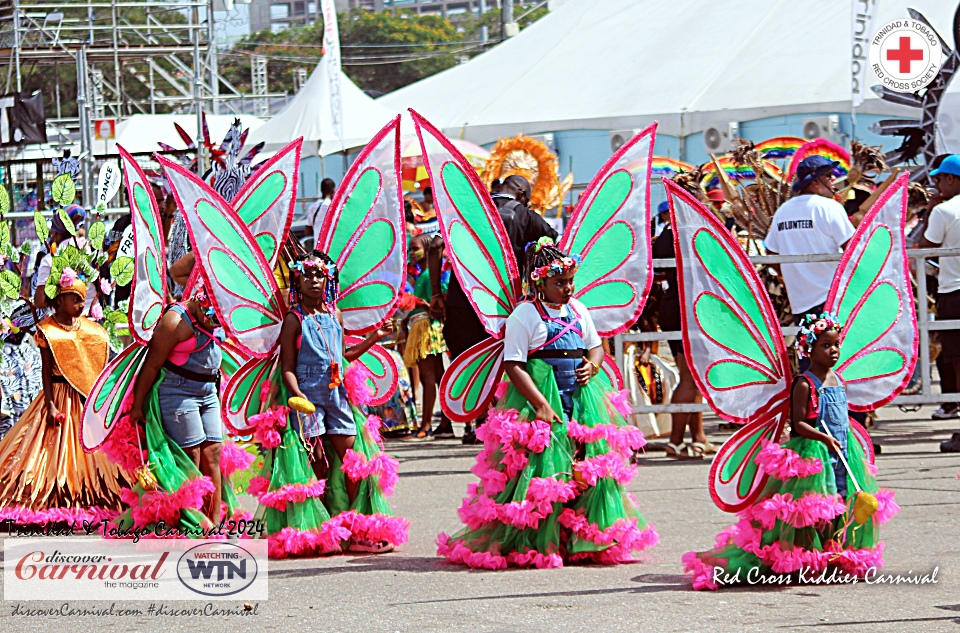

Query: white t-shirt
[[309, 198, 332, 239], [924, 194, 960, 294], [764, 194, 855, 313], [503, 298, 602, 362]]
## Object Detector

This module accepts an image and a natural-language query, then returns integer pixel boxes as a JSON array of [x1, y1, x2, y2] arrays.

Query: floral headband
[[530, 254, 581, 281], [57, 267, 88, 300], [796, 313, 843, 358], [290, 258, 337, 278], [528, 238, 582, 281], [191, 290, 217, 320]]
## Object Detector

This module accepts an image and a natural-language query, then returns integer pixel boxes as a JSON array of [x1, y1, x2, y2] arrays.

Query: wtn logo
[[185, 559, 248, 581], [177, 543, 260, 597]]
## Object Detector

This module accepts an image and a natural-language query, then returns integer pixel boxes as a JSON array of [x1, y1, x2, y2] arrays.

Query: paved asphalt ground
[[2, 405, 959, 632]]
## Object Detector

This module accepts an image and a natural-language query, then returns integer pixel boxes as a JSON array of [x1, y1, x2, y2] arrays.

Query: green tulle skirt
[[114, 370, 244, 537], [245, 385, 409, 558], [682, 433, 900, 589], [437, 359, 658, 569]]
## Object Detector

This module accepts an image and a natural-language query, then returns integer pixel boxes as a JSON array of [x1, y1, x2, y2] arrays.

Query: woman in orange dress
[[0, 275, 130, 526]]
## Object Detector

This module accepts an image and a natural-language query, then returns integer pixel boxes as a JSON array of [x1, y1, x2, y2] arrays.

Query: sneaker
[[940, 432, 960, 453], [461, 429, 480, 445], [348, 539, 394, 554], [932, 405, 960, 420]]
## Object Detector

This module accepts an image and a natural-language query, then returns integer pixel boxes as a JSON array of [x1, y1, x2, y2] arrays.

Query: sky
[[214, 5, 253, 45]]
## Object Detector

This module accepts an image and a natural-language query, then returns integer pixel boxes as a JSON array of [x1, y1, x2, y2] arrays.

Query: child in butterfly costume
[[410, 113, 660, 569], [280, 251, 406, 554], [683, 315, 898, 589], [662, 175, 913, 590], [81, 146, 262, 537], [438, 239, 658, 569], [157, 119, 410, 557]]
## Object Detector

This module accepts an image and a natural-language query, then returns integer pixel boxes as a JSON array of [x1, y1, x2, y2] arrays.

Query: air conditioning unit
[[802, 115, 841, 141], [609, 129, 642, 153], [702, 121, 740, 154], [530, 133, 556, 152]]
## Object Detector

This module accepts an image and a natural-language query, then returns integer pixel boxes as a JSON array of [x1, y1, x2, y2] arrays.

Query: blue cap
[[657, 200, 670, 215], [792, 155, 840, 193], [930, 155, 960, 178]]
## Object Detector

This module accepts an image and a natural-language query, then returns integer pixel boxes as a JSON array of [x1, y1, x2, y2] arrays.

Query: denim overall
[[157, 304, 224, 448], [804, 371, 850, 498], [529, 301, 586, 421], [291, 309, 355, 438]]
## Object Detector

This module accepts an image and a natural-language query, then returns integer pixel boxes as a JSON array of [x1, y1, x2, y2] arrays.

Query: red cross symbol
[[886, 36, 924, 74]]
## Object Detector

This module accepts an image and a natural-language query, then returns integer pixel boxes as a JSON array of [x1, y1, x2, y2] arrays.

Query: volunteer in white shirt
[[919, 154, 960, 449], [764, 155, 855, 322]]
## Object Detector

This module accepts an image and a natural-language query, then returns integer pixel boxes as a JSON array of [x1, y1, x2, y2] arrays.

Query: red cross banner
[[868, 16, 943, 94]]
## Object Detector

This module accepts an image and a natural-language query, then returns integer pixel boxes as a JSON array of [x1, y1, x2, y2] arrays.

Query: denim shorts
[[157, 374, 223, 448], [291, 368, 356, 438]]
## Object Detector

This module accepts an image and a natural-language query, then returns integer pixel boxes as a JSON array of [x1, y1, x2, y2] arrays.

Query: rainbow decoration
[[754, 136, 806, 160], [787, 138, 851, 180], [700, 156, 783, 188], [651, 156, 695, 178]]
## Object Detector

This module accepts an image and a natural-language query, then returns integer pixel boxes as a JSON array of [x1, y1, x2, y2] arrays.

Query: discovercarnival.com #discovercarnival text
[[9, 603, 261, 617]]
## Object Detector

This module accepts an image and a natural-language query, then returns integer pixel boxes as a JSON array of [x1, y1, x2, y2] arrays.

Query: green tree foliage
[[219, 9, 461, 95], [219, 4, 547, 97]]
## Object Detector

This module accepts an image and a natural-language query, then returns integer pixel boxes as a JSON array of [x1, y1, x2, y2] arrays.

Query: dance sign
[[869, 18, 943, 93]]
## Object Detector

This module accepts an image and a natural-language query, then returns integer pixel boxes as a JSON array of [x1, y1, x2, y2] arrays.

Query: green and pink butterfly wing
[[412, 110, 520, 337], [666, 180, 791, 421], [316, 117, 404, 335], [559, 124, 656, 336], [231, 139, 301, 267], [160, 155, 284, 358], [826, 174, 917, 411], [222, 354, 281, 434], [440, 336, 505, 422], [119, 146, 167, 344], [666, 179, 792, 512], [412, 111, 520, 422], [82, 344, 148, 451]]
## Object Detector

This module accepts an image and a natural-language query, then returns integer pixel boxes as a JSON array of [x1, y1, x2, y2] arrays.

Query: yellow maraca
[[288, 396, 316, 414], [853, 490, 879, 524], [819, 422, 877, 524], [288, 396, 317, 453]]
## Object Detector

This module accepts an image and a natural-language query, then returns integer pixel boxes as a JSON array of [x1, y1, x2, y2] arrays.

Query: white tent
[[380, 0, 956, 143], [245, 57, 399, 156], [111, 114, 265, 155]]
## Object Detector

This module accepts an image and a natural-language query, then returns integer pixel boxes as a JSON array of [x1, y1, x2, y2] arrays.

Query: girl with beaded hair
[[437, 236, 658, 569], [280, 249, 399, 553]]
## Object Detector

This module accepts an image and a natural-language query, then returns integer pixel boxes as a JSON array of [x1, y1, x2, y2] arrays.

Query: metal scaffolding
[[0, 0, 288, 204], [251, 53, 267, 117]]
